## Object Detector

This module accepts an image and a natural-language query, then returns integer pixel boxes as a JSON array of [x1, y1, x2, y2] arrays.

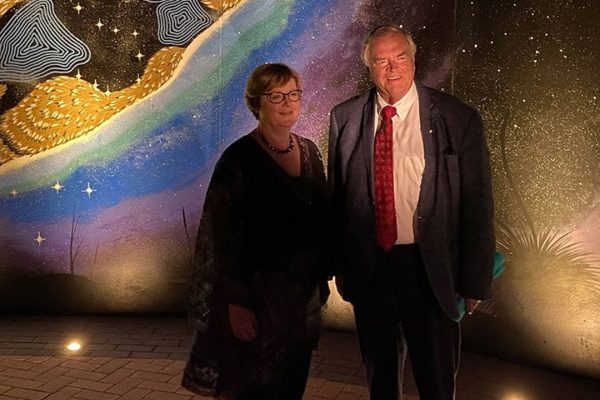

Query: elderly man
[[328, 25, 495, 400]]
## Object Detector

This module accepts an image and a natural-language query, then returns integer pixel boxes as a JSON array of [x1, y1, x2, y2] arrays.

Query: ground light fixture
[[66, 341, 82, 352]]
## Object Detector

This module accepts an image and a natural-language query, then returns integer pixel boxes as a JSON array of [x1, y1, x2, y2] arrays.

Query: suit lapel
[[416, 83, 436, 219], [360, 89, 377, 202]]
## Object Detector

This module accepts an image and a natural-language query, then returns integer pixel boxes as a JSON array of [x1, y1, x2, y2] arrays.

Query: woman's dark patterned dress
[[182, 133, 330, 396]]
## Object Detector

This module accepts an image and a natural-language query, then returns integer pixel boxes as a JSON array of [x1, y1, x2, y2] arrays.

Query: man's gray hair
[[361, 24, 417, 66]]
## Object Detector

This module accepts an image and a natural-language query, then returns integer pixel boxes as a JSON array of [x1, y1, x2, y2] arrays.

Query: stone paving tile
[[316, 371, 365, 386], [340, 384, 368, 395], [30, 357, 65, 373], [37, 376, 76, 393], [0, 359, 34, 370], [118, 387, 152, 400], [88, 351, 131, 358], [71, 389, 118, 400], [138, 380, 182, 393], [61, 360, 99, 372], [123, 361, 166, 373], [65, 369, 106, 382], [159, 361, 186, 375], [94, 359, 131, 375], [129, 352, 171, 359], [2, 387, 47, 400], [168, 374, 184, 386], [332, 393, 366, 400], [100, 368, 135, 384], [1, 377, 44, 390], [42, 386, 82, 400], [0, 369, 39, 380], [115, 345, 155, 352], [85, 345, 117, 352], [105, 377, 144, 395], [169, 353, 189, 361], [130, 370, 173, 383], [153, 346, 189, 354], [144, 391, 192, 400], [0, 317, 599, 400], [36, 366, 72, 381], [313, 381, 346, 398]]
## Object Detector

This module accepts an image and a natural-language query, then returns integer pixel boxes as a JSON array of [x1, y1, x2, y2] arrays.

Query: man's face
[[368, 32, 415, 104]]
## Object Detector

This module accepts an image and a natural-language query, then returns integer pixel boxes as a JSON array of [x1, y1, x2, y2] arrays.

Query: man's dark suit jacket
[[328, 83, 495, 320]]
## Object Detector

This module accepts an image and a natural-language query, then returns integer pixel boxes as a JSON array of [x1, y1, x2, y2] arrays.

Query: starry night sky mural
[[0, 0, 599, 379]]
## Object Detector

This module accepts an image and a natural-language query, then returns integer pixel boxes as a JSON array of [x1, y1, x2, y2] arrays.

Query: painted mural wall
[[453, 0, 600, 380], [0, 0, 598, 378]]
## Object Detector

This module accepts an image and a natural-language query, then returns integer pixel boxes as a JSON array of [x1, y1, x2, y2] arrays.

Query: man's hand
[[465, 298, 482, 315], [228, 304, 258, 342]]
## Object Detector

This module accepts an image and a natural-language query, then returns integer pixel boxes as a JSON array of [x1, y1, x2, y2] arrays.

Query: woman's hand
[[228, 304, 258, 342]]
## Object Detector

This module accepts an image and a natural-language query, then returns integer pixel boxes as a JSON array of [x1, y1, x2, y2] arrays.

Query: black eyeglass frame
[[261, 89, 303, 104]]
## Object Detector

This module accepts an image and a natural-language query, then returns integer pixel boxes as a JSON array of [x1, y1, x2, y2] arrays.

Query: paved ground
[[0, 316, 598, 399]]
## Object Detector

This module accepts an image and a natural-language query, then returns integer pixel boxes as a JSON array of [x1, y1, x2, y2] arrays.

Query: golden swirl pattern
[[0, 47, 184, 164], [201, 0, 243, 12], [0, 0, 26, 18]]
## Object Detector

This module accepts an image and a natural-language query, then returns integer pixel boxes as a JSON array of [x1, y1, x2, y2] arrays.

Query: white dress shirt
[[374, 82, 425, 244]]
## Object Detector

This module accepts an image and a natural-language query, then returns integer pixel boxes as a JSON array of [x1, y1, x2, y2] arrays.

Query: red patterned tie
[[374, 105, 397, 251]]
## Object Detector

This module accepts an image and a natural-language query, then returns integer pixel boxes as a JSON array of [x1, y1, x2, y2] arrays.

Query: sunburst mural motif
[[0, 0, 599, 380]]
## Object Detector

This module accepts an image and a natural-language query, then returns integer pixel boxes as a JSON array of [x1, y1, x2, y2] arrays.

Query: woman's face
[[258, 78, 301, 132]]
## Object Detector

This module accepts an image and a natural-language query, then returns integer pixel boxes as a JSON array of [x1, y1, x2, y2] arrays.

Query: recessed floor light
[[66, 342, 82, 351]]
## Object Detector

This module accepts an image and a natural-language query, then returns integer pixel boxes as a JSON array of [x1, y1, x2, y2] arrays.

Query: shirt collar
[[376, 81, 417, 120]]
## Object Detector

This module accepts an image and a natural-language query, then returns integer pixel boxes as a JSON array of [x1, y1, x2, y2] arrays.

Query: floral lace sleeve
[[188, 148, 251, 330]]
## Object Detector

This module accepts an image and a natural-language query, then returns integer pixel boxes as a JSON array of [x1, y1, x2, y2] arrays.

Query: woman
[[182, 63, 330, 399]]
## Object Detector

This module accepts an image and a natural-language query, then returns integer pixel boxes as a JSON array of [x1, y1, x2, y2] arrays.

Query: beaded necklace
[[257, 127, 294, 154]]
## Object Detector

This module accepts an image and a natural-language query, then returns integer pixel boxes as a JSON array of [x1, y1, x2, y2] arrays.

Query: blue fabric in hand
[[455, 252, 505, 322]]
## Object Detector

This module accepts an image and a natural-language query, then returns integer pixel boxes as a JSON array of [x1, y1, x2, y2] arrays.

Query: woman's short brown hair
[[245, 63, 301, 119]]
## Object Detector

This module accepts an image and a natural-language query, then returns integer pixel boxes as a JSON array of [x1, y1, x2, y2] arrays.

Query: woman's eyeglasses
[[262, 89, 302, 104]]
